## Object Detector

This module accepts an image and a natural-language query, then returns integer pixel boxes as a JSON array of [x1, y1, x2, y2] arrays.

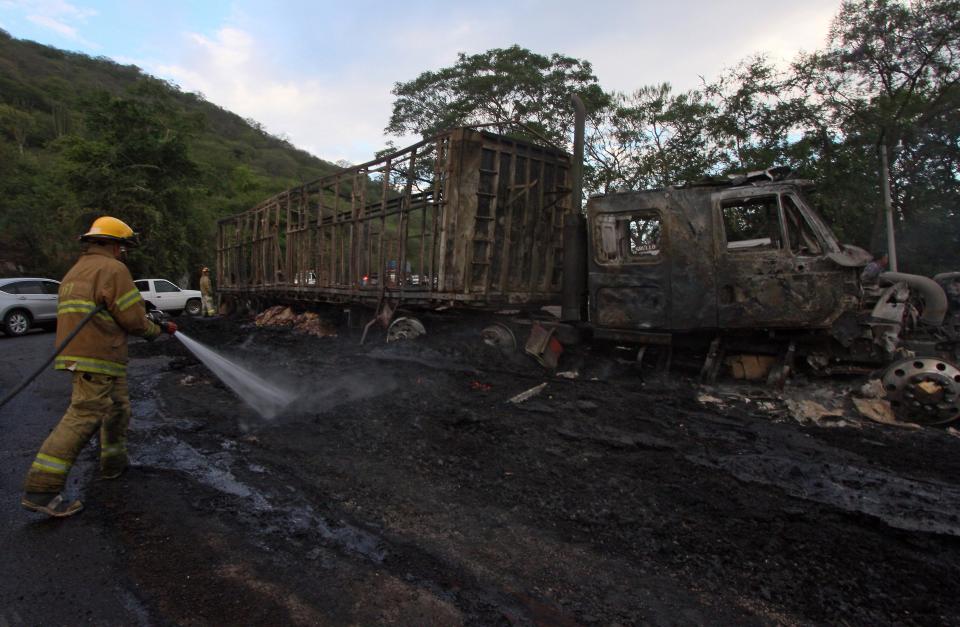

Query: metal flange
[[881, 357, 960, 425]]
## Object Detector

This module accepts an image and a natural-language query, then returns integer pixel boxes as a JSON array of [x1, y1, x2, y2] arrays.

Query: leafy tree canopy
[[386, 45, 609, 147]]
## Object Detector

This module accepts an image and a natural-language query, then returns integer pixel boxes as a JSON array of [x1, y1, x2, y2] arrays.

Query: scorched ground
[[6, 314, 960, 625]]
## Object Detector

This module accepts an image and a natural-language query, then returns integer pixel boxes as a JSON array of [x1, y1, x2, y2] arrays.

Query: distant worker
[[199, 266, 216, 317], [860, 252, 889, 285], [21, 216, 177, 518]]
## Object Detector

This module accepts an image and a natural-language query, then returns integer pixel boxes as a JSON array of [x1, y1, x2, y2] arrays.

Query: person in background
[[22, 216, 176, 518], [860, 252, 889, 285], [199, 266, 216, 317]]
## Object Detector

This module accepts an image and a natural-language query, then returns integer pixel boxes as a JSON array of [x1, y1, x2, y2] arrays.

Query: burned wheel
[[386, 317, 426, 342], [881, 357, 960, 425], [480, 322, 517, 353]]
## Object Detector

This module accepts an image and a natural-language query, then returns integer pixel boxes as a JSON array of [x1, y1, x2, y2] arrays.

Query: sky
[[0, 0, 842, 164]]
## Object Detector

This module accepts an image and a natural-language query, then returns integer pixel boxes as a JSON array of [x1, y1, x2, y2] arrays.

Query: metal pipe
[[570, 94, 585, 216], [880, 143, 898, 272], [879, 272, 948, 326], [561, 94, 587, 322], [933, 272, 960, 284]]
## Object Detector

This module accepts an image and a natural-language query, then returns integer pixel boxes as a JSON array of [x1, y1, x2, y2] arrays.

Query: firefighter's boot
[[21, 492, 83, 518]]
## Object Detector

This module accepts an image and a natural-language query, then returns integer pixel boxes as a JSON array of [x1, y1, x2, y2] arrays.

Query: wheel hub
[[481, 323, 516, 352], [881, 358, 960, 425], [386, 317, 426, 342], [9, 313, 28, 334]]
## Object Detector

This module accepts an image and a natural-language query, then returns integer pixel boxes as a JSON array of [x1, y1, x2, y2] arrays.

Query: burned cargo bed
[[216, 129, 572, 311]]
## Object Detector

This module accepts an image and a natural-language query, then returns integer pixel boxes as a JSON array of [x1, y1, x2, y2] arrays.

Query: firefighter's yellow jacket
[[54, 244, 161, 377]]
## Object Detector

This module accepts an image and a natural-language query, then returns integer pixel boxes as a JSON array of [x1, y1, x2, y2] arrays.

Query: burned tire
[[386, 317, 426, 342], [185, 298, 202, 316], [481, 322, 517, 353], [3, 309, 32, 336]]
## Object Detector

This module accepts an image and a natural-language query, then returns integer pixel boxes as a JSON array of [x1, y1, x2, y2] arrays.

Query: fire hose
[[0, 304, 106, 410]]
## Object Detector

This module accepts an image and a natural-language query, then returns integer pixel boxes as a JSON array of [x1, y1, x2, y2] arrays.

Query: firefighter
[[21, 216, 177, 518], [199, 266, 216, 317]]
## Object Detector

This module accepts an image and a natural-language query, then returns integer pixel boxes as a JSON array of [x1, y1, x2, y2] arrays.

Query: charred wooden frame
[[217, 129, 572, 309]]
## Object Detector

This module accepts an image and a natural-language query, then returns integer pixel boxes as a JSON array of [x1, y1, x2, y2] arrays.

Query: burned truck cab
[[585, 175, 866, 343]]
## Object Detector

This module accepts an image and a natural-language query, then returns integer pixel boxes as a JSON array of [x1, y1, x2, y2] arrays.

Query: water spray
[[173, 332, 295, 419]]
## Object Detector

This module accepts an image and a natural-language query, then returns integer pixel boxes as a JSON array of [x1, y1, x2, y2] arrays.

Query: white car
[[0, 277, 60, 336], [134, 279, 203, 316]]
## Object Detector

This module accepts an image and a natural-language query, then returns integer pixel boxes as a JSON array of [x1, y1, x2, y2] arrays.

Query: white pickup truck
[[134, 279, 203, 316]]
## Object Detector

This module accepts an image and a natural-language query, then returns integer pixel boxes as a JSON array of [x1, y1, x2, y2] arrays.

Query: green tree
[[704, 56, 815, 173], [588, 83, 721, 192], [802, 0, 960, 261], [386, 45, 609, 147], [63, 84, 202, 278], [0, 103, 36, 155]]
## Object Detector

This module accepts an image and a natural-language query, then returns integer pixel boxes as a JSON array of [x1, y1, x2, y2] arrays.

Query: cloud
[[27, 13, 73, 36], [129, 1, 841, 165], [147, 26, 395, 164], [4, 0, 96, 21], [9, 0, 98, 46], [561, 3, 838, 95]]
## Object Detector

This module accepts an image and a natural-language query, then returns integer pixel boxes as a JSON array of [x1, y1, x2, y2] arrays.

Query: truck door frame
[[586, 194, 671, 335], [713, 186, 850, 329], [713, 187, 793, 328]]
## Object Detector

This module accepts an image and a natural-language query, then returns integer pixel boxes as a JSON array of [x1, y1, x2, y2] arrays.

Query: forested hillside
[[0, 29, 339, 284]]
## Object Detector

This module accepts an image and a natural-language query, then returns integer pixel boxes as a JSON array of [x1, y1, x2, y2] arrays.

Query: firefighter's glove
[[161, 321, 178, 335]]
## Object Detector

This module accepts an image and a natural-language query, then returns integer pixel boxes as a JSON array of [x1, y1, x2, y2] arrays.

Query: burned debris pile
[[254, 306, 337, 337]]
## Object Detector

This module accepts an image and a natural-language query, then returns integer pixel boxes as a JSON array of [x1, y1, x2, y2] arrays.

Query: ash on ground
[[116, 313, 960, 626]]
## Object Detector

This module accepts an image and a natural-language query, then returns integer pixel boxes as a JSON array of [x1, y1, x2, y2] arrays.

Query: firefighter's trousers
[[24, 372, 130, 493], [202, 293, 216, 316]]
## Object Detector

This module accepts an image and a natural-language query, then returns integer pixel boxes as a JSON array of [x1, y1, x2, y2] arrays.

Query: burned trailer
[[216, 128, 573, 338]]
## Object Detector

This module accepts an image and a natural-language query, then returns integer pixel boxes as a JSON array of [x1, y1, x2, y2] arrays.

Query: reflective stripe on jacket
[[54, 244, 161, 376]]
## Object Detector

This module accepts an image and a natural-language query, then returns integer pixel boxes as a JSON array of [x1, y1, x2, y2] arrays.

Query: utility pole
[[880, 142, 898, 272]]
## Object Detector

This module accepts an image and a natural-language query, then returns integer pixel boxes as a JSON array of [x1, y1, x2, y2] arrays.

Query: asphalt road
[[0, 330, 147, 626]]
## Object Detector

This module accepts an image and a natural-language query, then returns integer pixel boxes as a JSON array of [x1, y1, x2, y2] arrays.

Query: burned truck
[[217, 103, 960, 424], [581, 171, 959, 421]]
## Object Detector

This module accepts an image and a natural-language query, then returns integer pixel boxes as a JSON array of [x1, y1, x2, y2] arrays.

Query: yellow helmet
[[81, 216, 138, 246]]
